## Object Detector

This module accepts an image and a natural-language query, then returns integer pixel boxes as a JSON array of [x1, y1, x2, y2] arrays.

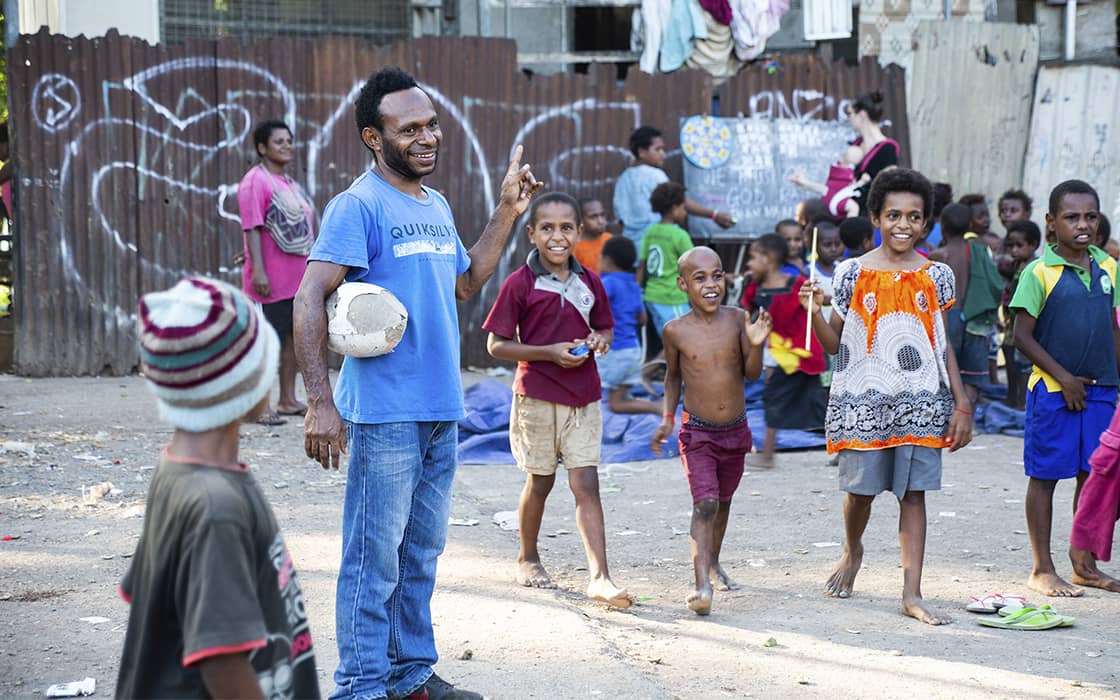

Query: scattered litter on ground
[[492, 511, 518, 531], [617, 530, 642, 536], [763, 637, 778, 647], [449, 518, 479, 527], [82, 482, 114, 505], [938, 512, 956, 517], [1, 441, 36, 457], [812, 542, 840, 548], [119, 506, 144, 519], [748, 559, 767, 567], [1085, 651, 1103, 658], [78, 617, 110, 625], [45, 678, 96, 698], [458, 648, 473, 661]]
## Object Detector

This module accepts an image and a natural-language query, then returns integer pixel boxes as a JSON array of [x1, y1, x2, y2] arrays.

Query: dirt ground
[[1, 370, 1119, 699]]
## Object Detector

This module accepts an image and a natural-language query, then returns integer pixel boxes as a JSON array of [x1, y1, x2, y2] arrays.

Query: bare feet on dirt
[[825, 546, 862, 598], [586, 576, 635, 608], [516, 560, 556, 589], [687, 585, 713, 616], [1069, 548, 1120, 593], [709, 563, 738, 591], [745, 454, 774, 470], [902, 595, 951, 625], [1028, 570, 1084, 597]]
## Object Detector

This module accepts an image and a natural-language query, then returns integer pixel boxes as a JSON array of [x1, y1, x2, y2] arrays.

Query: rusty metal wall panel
[[909, 20, 1040, 208], [718, 53, 910, 165], [10, 32, 908, 375], [1022, 64, 1120, 233]]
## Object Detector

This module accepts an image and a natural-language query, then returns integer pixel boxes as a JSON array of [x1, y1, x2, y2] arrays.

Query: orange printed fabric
[[825, 259, 958, 454]]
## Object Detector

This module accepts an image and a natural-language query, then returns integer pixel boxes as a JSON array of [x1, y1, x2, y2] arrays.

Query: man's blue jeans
[[330, 421, 458, 700]]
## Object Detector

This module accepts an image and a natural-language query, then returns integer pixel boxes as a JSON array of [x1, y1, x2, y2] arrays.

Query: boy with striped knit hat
[[115, 277, 320, 699]]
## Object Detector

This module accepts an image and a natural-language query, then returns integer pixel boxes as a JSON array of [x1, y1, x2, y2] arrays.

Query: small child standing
[[740, 234, 827, 467], [639, 182, 695, 334], [483, 192, 635, 608], [802, 168, 973, 625], [573, 197, 612, 273], [1010, 179, 1120, 598], [810, 218, 845, 308], [652, 246, 771, 615], [116, 277, 319, 699], [838, 217, 874, 257], [929, 202, 1003, 407], [775, 218, 807, 275], [1001, 220, 1041, 410], [597, 236, 660, 415], [960, 193, 998, 253]]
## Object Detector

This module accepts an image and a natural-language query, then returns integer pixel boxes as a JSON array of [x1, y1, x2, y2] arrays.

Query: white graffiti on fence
[[34, 55, 856, 348], [31, 73, 81, 132]]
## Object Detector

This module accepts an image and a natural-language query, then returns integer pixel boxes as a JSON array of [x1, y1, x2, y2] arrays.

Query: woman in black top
[[846, 91, 899, 215]]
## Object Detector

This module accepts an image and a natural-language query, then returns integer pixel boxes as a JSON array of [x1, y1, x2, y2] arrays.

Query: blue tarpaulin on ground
[[457, 379, 826, 465]]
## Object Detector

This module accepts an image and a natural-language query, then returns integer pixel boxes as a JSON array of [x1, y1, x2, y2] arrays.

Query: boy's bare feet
[[745, 454, 774, 470], [709, 563, 738, 591], [902, 595, 951, 625], [1028, 570, 1084, 597], [1070, 548, 1120, 592], [586, 576, 634, 608], [687, 585, 713, 616], [825, 545, 862, 598], [516, 560, 556, 589]]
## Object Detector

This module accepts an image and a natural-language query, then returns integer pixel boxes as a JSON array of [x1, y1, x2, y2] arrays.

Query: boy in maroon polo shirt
[[484, 192, 635, 609]]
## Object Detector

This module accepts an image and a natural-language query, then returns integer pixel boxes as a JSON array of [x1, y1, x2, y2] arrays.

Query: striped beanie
[[138, 277, 279, 432]]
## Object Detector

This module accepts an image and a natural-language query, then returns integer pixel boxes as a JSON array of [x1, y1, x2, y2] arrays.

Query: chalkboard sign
[[683, 116, 855, 239]]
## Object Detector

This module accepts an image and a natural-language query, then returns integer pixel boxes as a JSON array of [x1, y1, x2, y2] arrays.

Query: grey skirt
[[838, 446, 942, 499]]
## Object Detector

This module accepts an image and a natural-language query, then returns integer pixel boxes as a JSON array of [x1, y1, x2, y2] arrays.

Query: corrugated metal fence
[[9, 31, 906, 375], [908, 20, 1040, 212]]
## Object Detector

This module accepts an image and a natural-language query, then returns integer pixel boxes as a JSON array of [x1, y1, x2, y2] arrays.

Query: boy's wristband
[[710, 210, 719, 222], [663, 412, 675, 420], [955, 407, 973, 416]]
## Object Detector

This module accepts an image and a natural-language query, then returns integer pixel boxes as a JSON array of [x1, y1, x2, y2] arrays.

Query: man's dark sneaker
[[403, 673, 484, 700]]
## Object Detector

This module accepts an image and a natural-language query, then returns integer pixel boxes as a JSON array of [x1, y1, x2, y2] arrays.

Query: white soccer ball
[[325, 282, 408, 358]]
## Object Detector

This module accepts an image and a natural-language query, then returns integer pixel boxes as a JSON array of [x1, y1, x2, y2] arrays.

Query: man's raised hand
[[499, 144, 545, 214]]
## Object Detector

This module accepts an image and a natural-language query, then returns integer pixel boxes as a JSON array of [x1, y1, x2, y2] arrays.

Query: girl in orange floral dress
[[800, 168, 973, 626]]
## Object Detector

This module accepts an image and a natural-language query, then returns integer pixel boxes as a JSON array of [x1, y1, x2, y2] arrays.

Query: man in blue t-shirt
[[293, 67, 542, 700]]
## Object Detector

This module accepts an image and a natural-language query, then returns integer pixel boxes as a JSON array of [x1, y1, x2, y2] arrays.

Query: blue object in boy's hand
[[569, 344, 590, 356]]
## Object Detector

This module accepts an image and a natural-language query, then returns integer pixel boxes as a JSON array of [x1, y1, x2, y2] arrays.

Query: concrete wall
[[19, 0, 159, 43], [1037, 0, 1116, 62], [456, 0, 570, 73]]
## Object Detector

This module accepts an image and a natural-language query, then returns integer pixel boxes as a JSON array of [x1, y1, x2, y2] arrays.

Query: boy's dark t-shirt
[[116, 454, 319, 700]]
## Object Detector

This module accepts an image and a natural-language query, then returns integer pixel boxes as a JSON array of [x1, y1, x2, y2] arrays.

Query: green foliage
[[0, 12, 7, 124]]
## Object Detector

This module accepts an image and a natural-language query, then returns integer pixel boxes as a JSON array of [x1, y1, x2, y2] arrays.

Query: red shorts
[[678, 413, 752, 503]]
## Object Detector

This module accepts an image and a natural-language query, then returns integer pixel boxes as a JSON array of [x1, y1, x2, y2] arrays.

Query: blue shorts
[[597, 346, 642, 389], [945, 311, 988, 386], [646, 301, 690, 335], [1024, 383, 1118, 480]]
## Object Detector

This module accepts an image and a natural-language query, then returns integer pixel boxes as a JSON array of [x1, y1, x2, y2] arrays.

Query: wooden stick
[[805, 225, 818, 351]]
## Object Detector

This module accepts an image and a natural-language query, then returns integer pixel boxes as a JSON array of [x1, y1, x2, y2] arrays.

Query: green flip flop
[[979, 607, 1065, 630], [998, 604, 1075, 627]]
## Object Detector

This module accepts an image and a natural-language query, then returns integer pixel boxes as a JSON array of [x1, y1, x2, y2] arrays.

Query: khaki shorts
[[509, 394, 602, 475]]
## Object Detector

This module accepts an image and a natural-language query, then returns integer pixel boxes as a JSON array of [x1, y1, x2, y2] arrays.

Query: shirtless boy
[[652, 247, 771, 615]]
